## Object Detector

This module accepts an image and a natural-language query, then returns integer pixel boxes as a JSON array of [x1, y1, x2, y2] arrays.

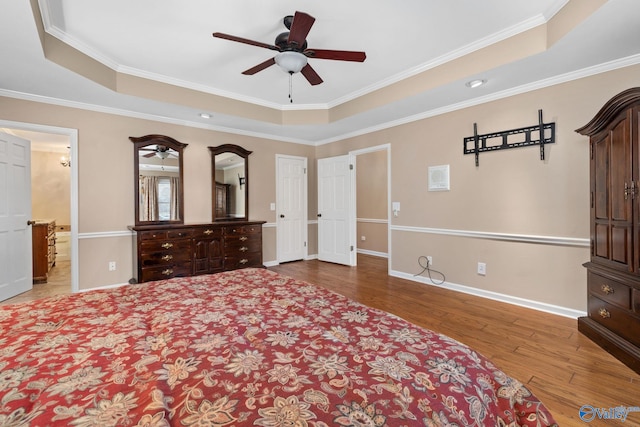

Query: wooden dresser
[[576, 87, 640, 374], [32, 219, 56, 283], [130, 221, 265, 283]]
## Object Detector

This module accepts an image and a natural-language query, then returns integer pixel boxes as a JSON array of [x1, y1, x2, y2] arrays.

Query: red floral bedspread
[[0, 268, 556, 426]]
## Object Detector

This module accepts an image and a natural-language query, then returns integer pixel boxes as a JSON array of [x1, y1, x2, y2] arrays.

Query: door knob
[[27, 220, 36, 226], [280, 214, 285, 218], [317, 213, 322, 217]]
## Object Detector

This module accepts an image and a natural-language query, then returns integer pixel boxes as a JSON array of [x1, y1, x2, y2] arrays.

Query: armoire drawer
[[587, 271, 631, 309], [588, 295, 640, 347]]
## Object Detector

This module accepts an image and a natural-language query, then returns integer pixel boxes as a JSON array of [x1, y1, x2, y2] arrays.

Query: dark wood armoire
[[576, 87, 640, 374]]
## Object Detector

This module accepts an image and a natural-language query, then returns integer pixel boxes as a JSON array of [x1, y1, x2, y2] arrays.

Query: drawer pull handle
[[601, 284, 614, 295], [162, 243, 174, 249], [162, 255, 173, 261], [239, 246, 248, 252], [239, 259, 248, 264], [598, 308, 611, 319], [162, 268, 174, 276], [204, 229, 213, 235], [240, 236, 248, 241]]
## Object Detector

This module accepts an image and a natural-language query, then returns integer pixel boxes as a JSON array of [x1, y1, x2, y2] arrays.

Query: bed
[[0, 268, 556, 426]]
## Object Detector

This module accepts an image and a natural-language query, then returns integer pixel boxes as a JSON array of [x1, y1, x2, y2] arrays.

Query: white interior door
[[0, 131, 33, 301], [277, 155, 307, 263], [317, 155, 355, 266]]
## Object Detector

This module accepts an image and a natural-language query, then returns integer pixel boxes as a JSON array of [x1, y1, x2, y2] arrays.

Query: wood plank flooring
[[271, 255, 640, 427], [3, 255, 639, 425]]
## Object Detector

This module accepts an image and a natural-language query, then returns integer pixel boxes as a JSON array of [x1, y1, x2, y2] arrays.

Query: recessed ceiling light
[[199, 113, 212, 119], [466, 79, 486, 88]]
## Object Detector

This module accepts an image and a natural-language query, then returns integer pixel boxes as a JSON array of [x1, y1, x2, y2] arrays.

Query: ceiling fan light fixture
[[275, 51, 307, 74], [156, 151, 170, 159]]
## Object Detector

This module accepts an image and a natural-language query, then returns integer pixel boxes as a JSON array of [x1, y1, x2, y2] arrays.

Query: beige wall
[[2, 63, 640, 312], [316, 64, 640, 313], [356, 150, 388, 255], [0, 99, 314, 289], [31, 150, 71, 227]]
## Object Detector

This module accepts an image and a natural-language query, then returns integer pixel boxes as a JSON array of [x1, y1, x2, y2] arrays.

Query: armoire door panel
[[594, 223, 609, 258], [610, 116, 632, 222], [593, 135, 609, 221], [610, 225, 631, 265]]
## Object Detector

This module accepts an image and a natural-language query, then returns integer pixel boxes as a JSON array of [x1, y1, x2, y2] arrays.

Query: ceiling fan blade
[[212, 32, 279, 51], [287, 11, 315, 47], [242, 57, 276, 75], [305, 49, 366, 62], [143, 152, 155, 158], [300, 63, 323, 86]]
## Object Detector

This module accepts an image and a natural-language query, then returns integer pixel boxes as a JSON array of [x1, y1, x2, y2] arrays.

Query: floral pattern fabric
[[0, 268, 557, 426]]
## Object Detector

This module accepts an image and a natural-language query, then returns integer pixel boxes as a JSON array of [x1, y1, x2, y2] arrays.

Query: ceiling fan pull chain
[[289, 71, 293, 103]]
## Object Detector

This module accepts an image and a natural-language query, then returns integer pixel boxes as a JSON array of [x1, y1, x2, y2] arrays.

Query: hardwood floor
[[2, 255, 639, 425], [271, 255, 640, 427]]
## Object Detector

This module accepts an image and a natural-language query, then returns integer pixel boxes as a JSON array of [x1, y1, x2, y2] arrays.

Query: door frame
[[349, 143, 391, 272], [275, 154, 308, 263], [0, 119, 79, 293]]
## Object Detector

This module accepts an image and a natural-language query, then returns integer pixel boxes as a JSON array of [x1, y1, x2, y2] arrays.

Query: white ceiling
[[2, 0, 640, 147]]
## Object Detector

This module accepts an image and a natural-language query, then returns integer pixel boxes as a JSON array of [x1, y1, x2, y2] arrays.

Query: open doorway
[[0, 121, 78, 302], [351, 144, 391, 270]]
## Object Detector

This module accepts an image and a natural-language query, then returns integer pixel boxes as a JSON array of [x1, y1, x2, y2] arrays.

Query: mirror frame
[[209, 144, 252, 222], [130, 134, 188, 226]]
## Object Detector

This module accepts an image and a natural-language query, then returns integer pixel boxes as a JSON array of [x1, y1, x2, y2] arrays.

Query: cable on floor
[[414, 255, 446, 285]]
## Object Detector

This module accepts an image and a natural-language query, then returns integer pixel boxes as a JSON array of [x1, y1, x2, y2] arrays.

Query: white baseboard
[[263, 260, 279, 267], [357, 249, 388, 258], [390, 269, 587, 319], [78, 281, 129, 292]]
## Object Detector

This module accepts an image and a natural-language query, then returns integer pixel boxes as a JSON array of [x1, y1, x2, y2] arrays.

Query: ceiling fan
[[212, 11, 366, 86], [140, 145, 177, 159]]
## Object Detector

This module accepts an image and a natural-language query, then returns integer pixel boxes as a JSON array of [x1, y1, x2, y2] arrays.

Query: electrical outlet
[[361, 235, 366, 241], [427, 256, 433, 267], [109, 261, 116, 271], [477, 262, 486, 275]]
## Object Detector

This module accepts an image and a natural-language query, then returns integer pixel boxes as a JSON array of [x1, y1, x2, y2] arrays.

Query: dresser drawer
[[588, 295, 640, 347], [140, 262, 192, 282], [224, 237, 261, 252], [140, 250, 191, 267], [587, 271, 631, 309], [193, 226, 222, 238], [224, 224, 261, 235], [139, 229, 193, 241], [224, 253, 263, 270], [141, 238, 192, 253]]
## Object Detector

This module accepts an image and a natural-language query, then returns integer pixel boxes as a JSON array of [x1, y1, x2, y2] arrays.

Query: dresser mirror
[[130, 134, 187, 226], [209, 144, 252, 221]]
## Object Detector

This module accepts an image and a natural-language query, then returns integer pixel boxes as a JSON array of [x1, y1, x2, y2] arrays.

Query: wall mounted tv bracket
[[463, 109, 555, 166]]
